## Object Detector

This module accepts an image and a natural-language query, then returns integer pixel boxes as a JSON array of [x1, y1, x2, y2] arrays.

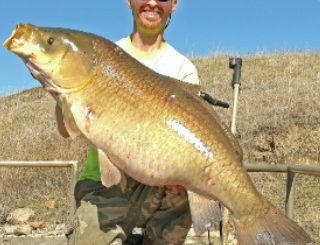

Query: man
[[56, 0, 200, 244]]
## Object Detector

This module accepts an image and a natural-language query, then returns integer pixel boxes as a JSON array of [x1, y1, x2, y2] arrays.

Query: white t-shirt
[[116, 36, 200, 85]]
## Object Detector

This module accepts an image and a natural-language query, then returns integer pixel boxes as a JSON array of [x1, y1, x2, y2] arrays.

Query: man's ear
[[171, 0, 178, 12], [127, 0, 132, 9]]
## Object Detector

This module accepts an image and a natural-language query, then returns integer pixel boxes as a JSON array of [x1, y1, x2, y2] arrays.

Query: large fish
[[4, 24, 312, 244]]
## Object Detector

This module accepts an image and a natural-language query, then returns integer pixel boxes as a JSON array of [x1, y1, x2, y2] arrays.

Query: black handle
[[229, 57, 242, 88], [199, 91, 229, 108]]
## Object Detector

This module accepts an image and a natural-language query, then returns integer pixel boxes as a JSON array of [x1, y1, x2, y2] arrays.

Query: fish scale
[[75, 58, 267, 216], [4, 23, 312, 244]]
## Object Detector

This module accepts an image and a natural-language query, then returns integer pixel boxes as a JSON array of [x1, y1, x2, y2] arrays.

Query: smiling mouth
[[144, 11, 160, 18], [141, 5, 162, 18]]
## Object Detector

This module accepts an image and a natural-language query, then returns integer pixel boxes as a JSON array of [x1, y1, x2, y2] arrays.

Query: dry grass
[[0, 52, 319, 243], [194, 52, 320, 164], [0, 166, 73, 225]]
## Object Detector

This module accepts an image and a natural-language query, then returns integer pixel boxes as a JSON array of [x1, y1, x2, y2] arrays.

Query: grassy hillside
[[1, 52, 319, 243]]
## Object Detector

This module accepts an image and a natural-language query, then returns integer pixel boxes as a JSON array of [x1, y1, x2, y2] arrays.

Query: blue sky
[[1, 0, 319, 95]]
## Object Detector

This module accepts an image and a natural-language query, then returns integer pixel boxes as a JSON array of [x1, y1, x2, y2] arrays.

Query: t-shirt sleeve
[[79, 144, 101, 181], [178, 59, 200, 85]]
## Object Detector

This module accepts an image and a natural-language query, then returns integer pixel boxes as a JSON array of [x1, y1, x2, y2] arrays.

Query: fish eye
[[47, 37, 55, 45]]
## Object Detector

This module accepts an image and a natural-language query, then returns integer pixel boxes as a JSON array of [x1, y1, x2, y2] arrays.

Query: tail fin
[[235, 208, 312, 245]]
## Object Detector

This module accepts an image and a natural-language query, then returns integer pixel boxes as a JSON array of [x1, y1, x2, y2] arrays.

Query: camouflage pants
[[74, 178, 192, 245]]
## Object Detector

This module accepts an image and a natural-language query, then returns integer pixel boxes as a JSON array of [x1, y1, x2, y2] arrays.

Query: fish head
[[3, 23, 95, 93]]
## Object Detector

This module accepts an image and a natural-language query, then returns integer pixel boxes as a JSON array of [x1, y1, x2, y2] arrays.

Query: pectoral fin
[[187, 190, 222, 235], [61, 97, 81, 138], [98, 149, 127, 192]]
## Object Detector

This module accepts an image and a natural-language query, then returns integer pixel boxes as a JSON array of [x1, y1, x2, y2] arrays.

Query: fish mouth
[[3, 25, 19, 49], [5, 23, 89, 95], [3, 24, 63, 94], [3, 24, 31, 53], [3, 24, 51, 93]]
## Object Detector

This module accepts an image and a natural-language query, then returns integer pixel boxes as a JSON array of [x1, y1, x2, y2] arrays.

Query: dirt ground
[[0, 52, 319, 244]]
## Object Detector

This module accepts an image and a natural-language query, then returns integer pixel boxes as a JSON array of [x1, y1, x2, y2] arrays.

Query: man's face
[[128, 0, 177, 34]]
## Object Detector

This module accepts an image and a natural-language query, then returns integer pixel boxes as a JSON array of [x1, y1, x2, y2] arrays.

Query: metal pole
[[285, 172, 297, 219], [244, 163, 320, 176], [69, 161, 78, 245], [230, 57, 242, 134], [231, 84, 240, 134], [0, 160, 76, 167]]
